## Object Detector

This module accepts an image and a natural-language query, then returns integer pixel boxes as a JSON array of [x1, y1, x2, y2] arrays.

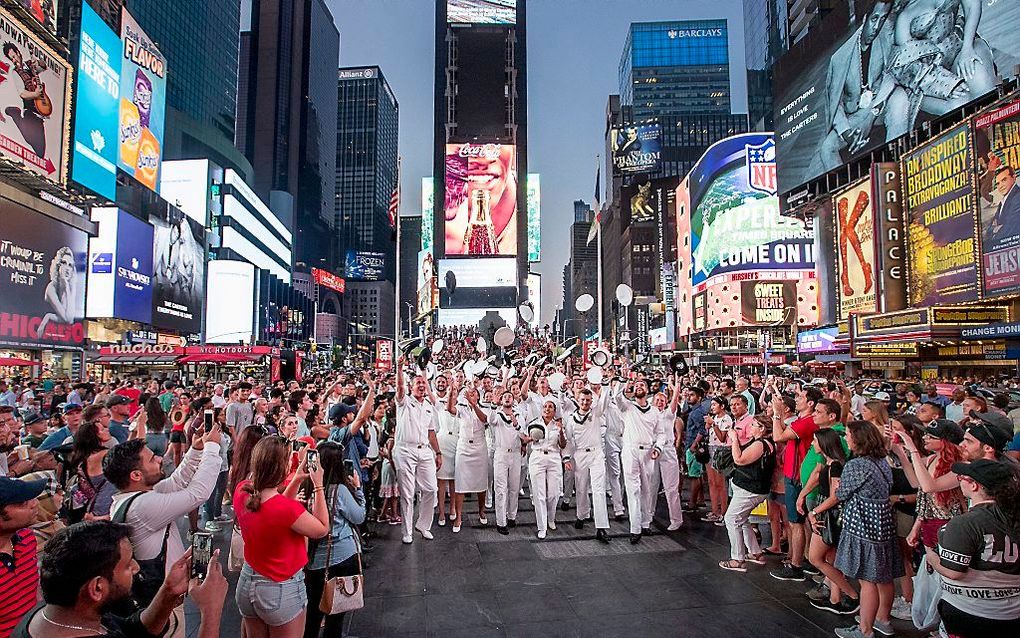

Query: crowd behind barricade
[[0, 327, 1017, 638]]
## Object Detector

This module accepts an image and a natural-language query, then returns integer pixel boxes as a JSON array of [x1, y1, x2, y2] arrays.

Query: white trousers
[[655, 448, 683, 526], [605, 441, 625, 515], [621, 446, 657, 534], [724, 484, 767, 561], [528, 451, 562, 532], [393, 445, 438, 538], [492, 450, 523, 526], [573, 450, 609, 529], [561, 459, 574, 504]]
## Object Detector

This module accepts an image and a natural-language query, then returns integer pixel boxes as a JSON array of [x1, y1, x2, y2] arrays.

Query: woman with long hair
[[718, 415, 776, 572], [143, 396, 169, 458], [234, 436, 329, 638], [833, 421, 904, 638], [861, 400, 890, 433], [303, 442, 367, 638], [228, 425, 267, 495], [66, 417, 116, 520], [704, 395, 733, 524], [804, 428, 859, 614]]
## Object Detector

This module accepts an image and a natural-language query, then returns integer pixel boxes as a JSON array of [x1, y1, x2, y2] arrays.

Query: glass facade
[[743, 0, 788, 130], [619, 20, 731, 118], [336, 68, 400, 283]]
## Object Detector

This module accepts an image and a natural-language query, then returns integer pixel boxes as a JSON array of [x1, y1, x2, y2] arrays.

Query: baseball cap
[[967, 411, 1012, 450], [105, 394, 131, 408], [61, 403, 82, 415], [328, 402, 357, 423], [951, 459, 1015, 490], [0, 475, 47, 506], [873, 391, 891, 401], [23, 412, 44, 427], [919, 419, 965, 444]]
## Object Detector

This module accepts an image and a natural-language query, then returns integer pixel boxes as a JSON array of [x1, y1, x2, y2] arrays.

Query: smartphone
[[190, 531, 214, 580], [292, 439, 308, 452], [306, 449, 319, 473], [203, 409, 214, 433], [343, 458, 356, 476]]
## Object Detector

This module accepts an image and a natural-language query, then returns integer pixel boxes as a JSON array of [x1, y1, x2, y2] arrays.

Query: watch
[[897, 495, 905, 504]]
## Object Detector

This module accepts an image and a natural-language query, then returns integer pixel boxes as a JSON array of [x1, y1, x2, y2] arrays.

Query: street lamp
[[404, 302, 415, 338]]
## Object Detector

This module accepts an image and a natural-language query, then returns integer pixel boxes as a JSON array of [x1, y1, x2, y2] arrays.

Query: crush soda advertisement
[[118, 8, 166, 193]]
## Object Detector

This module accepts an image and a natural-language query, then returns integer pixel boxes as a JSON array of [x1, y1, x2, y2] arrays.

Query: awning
[[177, 353, 263, 364], [0, 356, 38, 367], [95, 354, 181, 365]]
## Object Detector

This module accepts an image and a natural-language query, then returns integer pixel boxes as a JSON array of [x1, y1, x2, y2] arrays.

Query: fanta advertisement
[[117, 9, 166, 194]]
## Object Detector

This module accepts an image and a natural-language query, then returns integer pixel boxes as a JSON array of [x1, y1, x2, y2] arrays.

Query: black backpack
[[111, 492, 173, 611]]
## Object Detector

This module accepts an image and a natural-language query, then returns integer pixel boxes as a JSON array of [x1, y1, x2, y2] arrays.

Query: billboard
[[118, 8, 166, 193], [526, 272, 541, 325], [692, 290, 706, 332], [873, 163, 908, 312], [205, 260, 255, 344], [740, 280, 796, 326], [0, 7, 70, 183], [0, 203, 87, 348], [622, 177, 676, 229], [527, 173, 540, 262], [150, 208, 204, 334], [975, 99, 1020, 298], [17, 0, 57, 34], [776, 0, 1020, 193], [798, 326, 840, 355], [416, 249, 436, 316], [438, 308, 517, 328], [611, 123, 663, 175], [437, 258, 517, 308], [447, 0, 515, 24], [159, 160, 210, 224], [444, 143, 517, 256], [72, 1, 120, 200], [833, 178, 877, 319], [311, 268, 345, 294], [903, 123, 979, 306], [344, 250, 385, 281], [421, 177, 434, 254], [689, 134, 813, 287], [86, 208, 154, 324]]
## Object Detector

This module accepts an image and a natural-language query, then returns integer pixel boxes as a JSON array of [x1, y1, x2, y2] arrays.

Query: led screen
[[447, 0, 515, 24], [206, 260, 255, 344], [975, 99, 1020, 298], [527, 173, 540, 262], [438, 258, 517, 309], [421, 177, 435, 254], [610, 123, 663, 175], [118, 8, 167, 193], [417, 249, 437, 316], [833, 178, 878, 319], [438, 308, 518, 328], [150, 208, 205, 334], [72, 1, 120, 199], [345, 250, 385, 281], [86, 208, 154, 324], [444, 143, 518, 256]]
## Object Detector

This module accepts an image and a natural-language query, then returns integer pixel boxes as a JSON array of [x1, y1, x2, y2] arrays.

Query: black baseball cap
[[967, 411, 1012, 450], [105, 394, 132, 408], [919, 419, 965, 444], [951, 459, 1015, 490]]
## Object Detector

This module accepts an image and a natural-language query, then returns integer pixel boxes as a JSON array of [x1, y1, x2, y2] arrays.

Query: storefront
[[93, 344, 186, 380], [178, 346, 288, 383]]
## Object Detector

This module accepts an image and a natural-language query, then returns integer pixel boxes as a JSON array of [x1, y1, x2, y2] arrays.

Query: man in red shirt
[[0, 476, 46, 638], [769, 385, 822, 582], [113, 378, 142, 416]]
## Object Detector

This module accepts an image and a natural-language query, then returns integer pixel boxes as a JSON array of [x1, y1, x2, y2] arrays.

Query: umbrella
[[0, 357, 38, 367]]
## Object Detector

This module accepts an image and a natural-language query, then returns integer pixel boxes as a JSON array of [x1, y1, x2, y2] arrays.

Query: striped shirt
[[0, 529, 38, 638]]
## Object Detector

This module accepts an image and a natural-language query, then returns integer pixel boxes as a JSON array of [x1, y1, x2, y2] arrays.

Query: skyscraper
[[566, 200, 597, 339], [236, 0, 339, 272], [743, 0, 788, 130], [336, 66, 399, 283], [619, 20, 732, 120]]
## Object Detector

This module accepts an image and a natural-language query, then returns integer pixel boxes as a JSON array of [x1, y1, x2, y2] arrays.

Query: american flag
[[388, 180, 399, 228], [586, 163, 601, 245]]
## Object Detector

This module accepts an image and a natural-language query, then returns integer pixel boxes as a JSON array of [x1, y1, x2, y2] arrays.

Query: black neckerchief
[[497, 411, 519, 429], [572, 411, 591, 425], [633, 401, 652, 414]]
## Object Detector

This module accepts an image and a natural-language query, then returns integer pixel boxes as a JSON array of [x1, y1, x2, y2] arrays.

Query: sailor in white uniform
[[446, 380, 490, 532], [489, 388, 529, 534], [563, 387, 611, 543], [527, 399, 566, 539], [612, 377, 665, 543], [433, 373, 460, 525], [394, 358, 442, 545], [652, 385, 684, 531], [601, 381, 627, 519]]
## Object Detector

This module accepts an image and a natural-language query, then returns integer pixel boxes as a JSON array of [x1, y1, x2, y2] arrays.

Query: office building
[[345, 281, 396, 341], [566, 200, 597, 339], [743, 0, 788, 130], [398, 215, 421, 337], [336, 67, 400, 283], [236, 0, 339, 272], [619, 20, 732, 120]]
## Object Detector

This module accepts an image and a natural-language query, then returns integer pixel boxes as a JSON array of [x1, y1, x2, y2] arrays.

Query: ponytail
[[242, 482, 262, 512]]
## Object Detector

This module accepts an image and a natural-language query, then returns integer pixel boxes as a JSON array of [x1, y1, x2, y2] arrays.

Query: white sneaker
[[478, 516, 488, 525], [548, 521, 556, 530], [537, 529, 546, 539], [204, 521, 222, 532], [890, 596, 912, 621], [667, 522, 683, 531], [452, 524, 461, 533], [402, 535, 413, 544], [416, 528, 434, 540], [438, 518, 446, 527]]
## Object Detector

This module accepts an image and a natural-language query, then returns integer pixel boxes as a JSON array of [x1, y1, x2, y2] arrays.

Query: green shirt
[[158, 391, 175, 413], [799, 423, 849, 499]]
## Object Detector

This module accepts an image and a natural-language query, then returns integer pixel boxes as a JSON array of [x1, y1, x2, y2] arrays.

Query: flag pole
[[596, 155, 603, 343], [393, 156, 401, 343]]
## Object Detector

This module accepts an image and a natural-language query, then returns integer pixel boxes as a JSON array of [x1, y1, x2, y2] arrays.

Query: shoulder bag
[[227, 521, 245, 572], [111, 492, 172, 611], [319, 490, 365, 615]]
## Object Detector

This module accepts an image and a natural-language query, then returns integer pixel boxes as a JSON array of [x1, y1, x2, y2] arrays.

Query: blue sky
[[325, 0, 748, 322]]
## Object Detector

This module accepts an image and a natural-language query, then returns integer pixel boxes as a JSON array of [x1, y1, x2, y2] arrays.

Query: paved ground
[[186, 494, 929, 638]]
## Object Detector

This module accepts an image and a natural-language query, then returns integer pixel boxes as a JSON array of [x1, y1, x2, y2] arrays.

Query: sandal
[[719, 560, 747, 573], [762, 547, 786, 556], [746, 553, 766, 565]]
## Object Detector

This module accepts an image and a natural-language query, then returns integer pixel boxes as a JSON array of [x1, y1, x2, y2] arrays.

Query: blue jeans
[[205, 470, 227, 520]]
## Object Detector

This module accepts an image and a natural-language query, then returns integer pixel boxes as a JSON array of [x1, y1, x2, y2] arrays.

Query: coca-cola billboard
[[444, 143, 518, 256], [0, 203, 88, 349]]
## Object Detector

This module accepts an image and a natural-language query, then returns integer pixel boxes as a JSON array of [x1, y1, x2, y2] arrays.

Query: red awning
[[177, 353, 263, 364], [95, 354, 181, 365], [0, 356, 38, 367]]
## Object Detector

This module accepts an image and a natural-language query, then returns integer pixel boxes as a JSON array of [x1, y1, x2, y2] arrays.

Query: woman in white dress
[[434, 374, 460, 525], [446, 381, 490, 532]]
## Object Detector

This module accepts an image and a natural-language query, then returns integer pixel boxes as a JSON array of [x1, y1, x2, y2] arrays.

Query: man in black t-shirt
[[925, 460, 1020, 637]]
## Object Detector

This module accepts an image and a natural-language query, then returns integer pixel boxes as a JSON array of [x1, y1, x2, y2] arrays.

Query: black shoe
[[613, 513, 627, 521], [497, 525, 509, 536], [770, 564, 807, 582], [809, 598, 844, 615], [629, 533, 642, 545], [836, 598, 860, 615], [596, 529, 611, 544], [560, 502, 571, 511], [801, 564, 820, 576], [507, 519, 517, 528], [641, 527, 651, 534], [574, 519, 584, 530]]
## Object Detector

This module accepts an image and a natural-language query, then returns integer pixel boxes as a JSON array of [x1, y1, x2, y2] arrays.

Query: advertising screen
[[903, 123, 979, 306], [0, 203, 87, 348], [421, 177, 434, 254], [975, 99, 1020, 298], [206, 260, 255, 344], [86, 208, 154, 324], [447, 0, 515, 24], [438, 308, 517, 328], [311, 268, 345, 294], [611, 123, 663, 175], [72, 1, 120, 200], [444, 143, 517, 256], [690, 134, 813, 287], [150, 208, 204, 334], [0, 7, 70, 184], [526, 272, 541, 325], [692, 291, 706, 332], [118, 8, 166, 193], [159, 160, 209, 224], [438, 258, 517, 308], [798, 326, 840, 354], [833, 178, 878, 319], [18, 0, 58, 34], [417, 249, 437, 316], [776, 0, 1020, 193], [740, 280, 796, 326], [527, 173, 540, 262], [344, 250, 385, 281]]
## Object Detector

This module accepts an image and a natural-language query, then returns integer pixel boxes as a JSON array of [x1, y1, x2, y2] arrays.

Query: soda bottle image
[[119, 98, 141, 170], [463, 189, 497, 255], [134, 127, 161, 191]]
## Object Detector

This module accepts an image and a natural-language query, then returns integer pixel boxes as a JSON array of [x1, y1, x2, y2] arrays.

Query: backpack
[[111, 492, 173, 611]]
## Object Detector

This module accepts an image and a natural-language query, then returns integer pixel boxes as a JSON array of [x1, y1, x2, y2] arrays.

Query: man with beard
[[490, 388, 529, 535], [14, 520, 227, 638], [563, 388, 612, 543], [394, 359, 442, 545], [102, 424, 223, 637], [613, 377, 665, 544]]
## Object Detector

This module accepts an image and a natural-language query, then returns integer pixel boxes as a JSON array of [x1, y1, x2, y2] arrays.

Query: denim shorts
[[236, 563, 307, 626], [784, 476, 805, 524]]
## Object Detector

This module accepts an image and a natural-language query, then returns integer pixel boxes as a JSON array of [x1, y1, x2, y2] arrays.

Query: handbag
[[227, 522, 245, 572], [818, 506, 843, 547], [319, 494, 365, 615], [911, 555, 942, 630]]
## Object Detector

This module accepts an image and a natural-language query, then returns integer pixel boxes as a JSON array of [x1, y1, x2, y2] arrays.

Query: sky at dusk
[[310, 0, 748, 322]]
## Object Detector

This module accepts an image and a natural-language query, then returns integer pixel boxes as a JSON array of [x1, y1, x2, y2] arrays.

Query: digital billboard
[[776, 0, 1020, 193], [0, 7, 70, 184], [417, 249, 437, 316], [0, 202, 87, 348], [159, 160, 210, 225], [205, 260, 255, 344], [833, 178, 878, 319], [150, 208, 204, 334], [527, 173, 540, 262], [72, 1, 120, 200], [444, 143, 517, 256], [345, 250, 385, 281], [438, 258, 517, 308], [610, 123, 662, 175], [421, 177, 434, 254], [311, 268, 345, 294], [118, 8, 166, 193], [447, 0, 515, 24], [798, 326, 840, 355], [438, 308, 517, 329], [903, 123, 979, 306], [86, 208, 154, 324], [526, 272, 541, 325], [740, 280, 796, 326], [17, 0, 58, 34], [975, 99, 1020, 298], [689, 134, 813, 287]]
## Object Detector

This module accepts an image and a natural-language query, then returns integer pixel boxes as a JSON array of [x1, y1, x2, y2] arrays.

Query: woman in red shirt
[[233, 436, 329, 637]]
